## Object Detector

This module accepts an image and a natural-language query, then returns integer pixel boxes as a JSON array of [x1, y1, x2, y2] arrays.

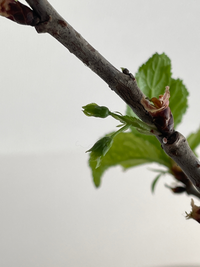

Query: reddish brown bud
[[170, 186, 186, 193], [141, 86, 174, 135], [171, 164, 190, 185], [0, 0, 40, 26], [186, 199, 200, 223]]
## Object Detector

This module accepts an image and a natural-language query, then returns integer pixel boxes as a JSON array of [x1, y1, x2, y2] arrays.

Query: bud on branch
[[141, 86, 174, 135], [0, 0, 40, 26], [186, 199, 200, 223]]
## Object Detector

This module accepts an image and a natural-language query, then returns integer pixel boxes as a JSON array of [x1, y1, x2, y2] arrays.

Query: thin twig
[[19, 0, 200, 192]]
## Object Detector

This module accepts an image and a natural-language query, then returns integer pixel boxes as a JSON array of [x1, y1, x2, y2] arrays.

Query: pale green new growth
[[84, 53, 198, 188]]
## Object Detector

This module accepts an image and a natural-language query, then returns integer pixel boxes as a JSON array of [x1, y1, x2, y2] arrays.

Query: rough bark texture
[[4, 0, 198, 192]]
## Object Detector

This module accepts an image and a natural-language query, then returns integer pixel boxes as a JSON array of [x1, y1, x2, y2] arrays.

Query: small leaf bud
[[82, 103, 110, 118], [141, 86, 174, 135], [86, 136, 113, 168]]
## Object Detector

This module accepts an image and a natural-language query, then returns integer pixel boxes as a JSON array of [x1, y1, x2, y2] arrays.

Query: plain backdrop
[[0, 0, 200, 266]]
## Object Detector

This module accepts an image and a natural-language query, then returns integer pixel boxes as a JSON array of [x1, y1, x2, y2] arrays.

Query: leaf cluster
[[83, 53, 200, 190]]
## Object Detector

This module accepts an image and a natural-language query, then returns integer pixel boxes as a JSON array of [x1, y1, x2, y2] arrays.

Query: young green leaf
[[86, 53, 189, 187], [187, 128, 200, 153], [83, 103, 161, 135], [135, 53, 189, 128], [135, 53, 171, 99], [168, 78, 189, 128], [112, 114, 160, 135], [89, 132, 172, 187], [86, 136, 113, 169]]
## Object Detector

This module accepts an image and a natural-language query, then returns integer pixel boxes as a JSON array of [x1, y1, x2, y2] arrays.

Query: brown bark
[[3, 0, 200, 193]]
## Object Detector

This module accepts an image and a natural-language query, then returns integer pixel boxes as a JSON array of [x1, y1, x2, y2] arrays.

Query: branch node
[[121, 68, 135, 80], [35, 15, 52, 33]]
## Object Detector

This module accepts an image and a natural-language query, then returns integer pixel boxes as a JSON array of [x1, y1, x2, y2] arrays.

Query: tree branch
[[25, 0, 154, 125], [158, 133, 200, 191], [3, 0, 200, 192]]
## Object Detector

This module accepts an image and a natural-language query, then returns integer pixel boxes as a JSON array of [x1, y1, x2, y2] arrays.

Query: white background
[[0, 0, 200, 266]]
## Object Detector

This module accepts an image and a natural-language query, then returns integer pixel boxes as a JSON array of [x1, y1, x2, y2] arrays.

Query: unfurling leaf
[[0, 0, 40, 26], [86, 136, 113, 169]]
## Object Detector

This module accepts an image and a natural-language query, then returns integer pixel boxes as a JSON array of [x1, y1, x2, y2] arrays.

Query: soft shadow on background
[[0, 0, 200, 266]]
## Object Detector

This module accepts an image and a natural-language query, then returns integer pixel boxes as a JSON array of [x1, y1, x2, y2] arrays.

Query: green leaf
[[168, 78, 189, 128], [112, 114, 160, 135], [86, 53, 189, 187], [151, 174, 162, 193], [135, 53, 189, 128], [187, 128, 200, 153], [86, 136, 113, 169], [135, 53, 171, 99], [89, 132, 172, 187]]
